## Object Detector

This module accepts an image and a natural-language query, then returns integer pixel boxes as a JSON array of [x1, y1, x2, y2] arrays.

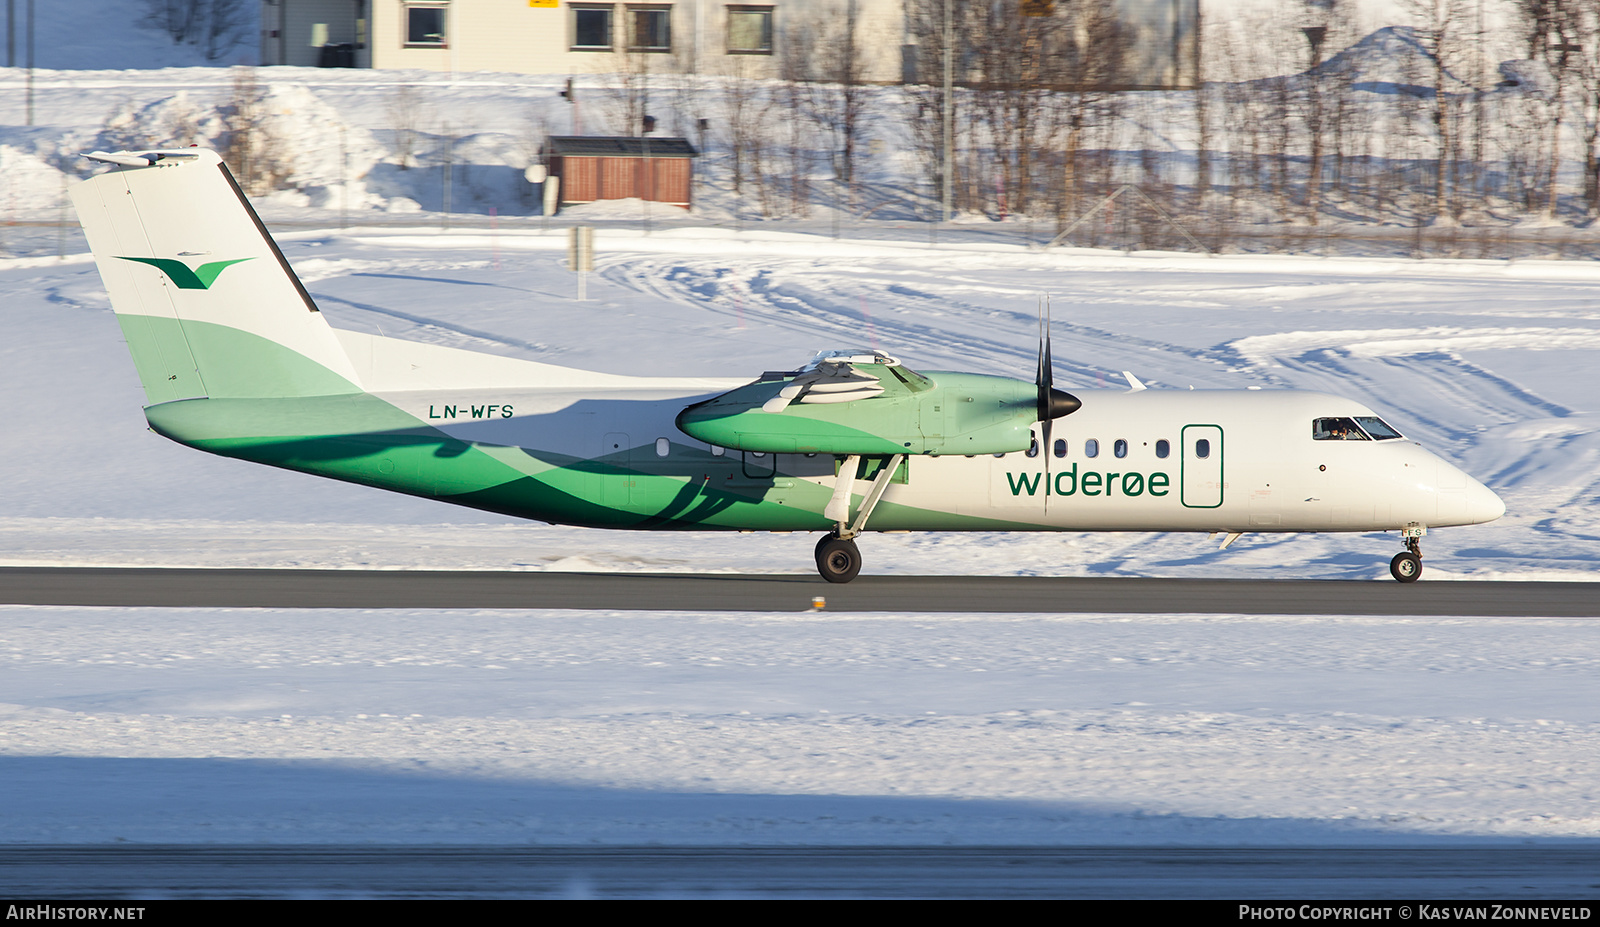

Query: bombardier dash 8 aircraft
[[70, 149, 1504, 583]]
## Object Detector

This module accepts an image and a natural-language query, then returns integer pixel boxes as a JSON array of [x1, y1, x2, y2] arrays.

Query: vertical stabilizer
[[71, 150, 362, 402]]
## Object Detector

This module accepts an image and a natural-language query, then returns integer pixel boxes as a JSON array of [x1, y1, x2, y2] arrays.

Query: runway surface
[[0, 567, 1596, 614], [2, 845, 1596, 899]]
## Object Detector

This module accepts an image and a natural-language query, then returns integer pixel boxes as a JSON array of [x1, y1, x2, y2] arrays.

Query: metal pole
[[942, 0, 953, 223], [7, 0, 15, 68], [24, 0, 32, 127], [56, 156, 64, 259], [442, 126, 452, 230], [339, 125, 348, 230]]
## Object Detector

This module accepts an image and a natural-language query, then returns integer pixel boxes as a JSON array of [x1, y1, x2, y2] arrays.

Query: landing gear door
[[1180, 424, 1224, 509], [742, 450, 777, 480]]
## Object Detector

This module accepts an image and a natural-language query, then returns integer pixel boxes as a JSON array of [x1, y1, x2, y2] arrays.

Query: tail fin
[[71, 149, 361, 403]]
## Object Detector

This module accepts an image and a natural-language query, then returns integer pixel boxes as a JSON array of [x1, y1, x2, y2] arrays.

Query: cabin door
[[1180, 424, 1224, 509]]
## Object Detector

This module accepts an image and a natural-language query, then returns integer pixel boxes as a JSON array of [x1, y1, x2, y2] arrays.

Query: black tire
[[1390, 551, 1422, 583], [815, 536, 862, 584]]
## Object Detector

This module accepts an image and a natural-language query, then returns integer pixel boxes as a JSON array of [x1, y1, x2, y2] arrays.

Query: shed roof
[[547, 136, 699, 159]]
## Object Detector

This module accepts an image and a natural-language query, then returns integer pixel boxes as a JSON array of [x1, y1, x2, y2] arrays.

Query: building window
[[628, 5, 671, 52], [404, 3, 448, 47], [572, 4, 615, 51], [572, 4, 615, 50], [727, 6, 772, 54]]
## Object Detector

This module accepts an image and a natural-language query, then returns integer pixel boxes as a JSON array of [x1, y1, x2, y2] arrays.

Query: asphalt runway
[[0, 567, 1596, 614], [2, 845, 1596, 899]]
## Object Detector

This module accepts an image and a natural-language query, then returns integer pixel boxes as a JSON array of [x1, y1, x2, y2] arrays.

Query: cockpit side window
[[1353, 416, 1404, 440], [1313, 417, 1371, 441]]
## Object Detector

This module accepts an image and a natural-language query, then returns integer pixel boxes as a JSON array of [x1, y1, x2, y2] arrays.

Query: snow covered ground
[[1, 224, 1597, 850], [1, 605, 1595, 845], [2, 23, 1598, 852], [3, 227, 1598, 581]]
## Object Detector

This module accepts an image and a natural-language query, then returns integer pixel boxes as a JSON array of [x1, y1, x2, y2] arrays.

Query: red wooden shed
[[546, 136, 699, 210]]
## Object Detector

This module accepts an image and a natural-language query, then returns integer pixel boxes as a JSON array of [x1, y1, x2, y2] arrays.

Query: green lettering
[[428, 405, 440, 420], [487, 404, 499, 417], [471, 405, 486, 418], [1123, 472, 1144, 496], [501, 404, 514, 417], [1105, 472, 1120, 496], [1149, 472, 1169, 496], [1082, 472, 1102, 496], [443, 405, 456, 418], [1054, 463, 1078, 496], [1006, 472, 1041, 496]]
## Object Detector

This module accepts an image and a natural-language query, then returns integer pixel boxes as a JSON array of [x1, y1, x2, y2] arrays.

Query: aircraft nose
[[1466, 479, 1506, 524]]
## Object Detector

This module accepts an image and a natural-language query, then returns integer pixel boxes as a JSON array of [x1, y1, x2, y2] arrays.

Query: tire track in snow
[[598, 254, 1248, 387]]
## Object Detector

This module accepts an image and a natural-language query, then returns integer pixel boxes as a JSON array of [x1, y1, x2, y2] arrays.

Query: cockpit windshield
[[1313, 417, 1369, 440], [1353, 416, 1403, 440], [1313, 416, 1404, 441]]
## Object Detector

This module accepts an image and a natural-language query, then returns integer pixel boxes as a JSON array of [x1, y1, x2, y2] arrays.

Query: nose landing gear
[[1390, 526, 1425, 583]]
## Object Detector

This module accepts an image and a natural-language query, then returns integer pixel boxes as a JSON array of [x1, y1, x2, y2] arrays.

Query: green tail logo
[[116, 256, 253, 290]]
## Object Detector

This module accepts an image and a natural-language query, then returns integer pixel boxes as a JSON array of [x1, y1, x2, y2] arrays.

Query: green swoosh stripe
[[116, 256, 253, 289]]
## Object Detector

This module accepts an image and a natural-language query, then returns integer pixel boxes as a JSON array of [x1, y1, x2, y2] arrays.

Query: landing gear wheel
[[1390, 550, 1422, 583], [815, 535, 862, 584]]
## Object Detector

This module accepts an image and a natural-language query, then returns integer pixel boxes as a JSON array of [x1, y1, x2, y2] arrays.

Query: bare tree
[[802, 0, 873, 206], [141, 0, 252, 61], [776, 20, 820, 215], [219, 67, 289, 195], [715, 53, 773, 208], [1401, 0, 1475, 222], [1517, 0, 1600, 218], [597, 50, 654, 136], [199, 0, 252, 61], [387, 85, 430, 170]]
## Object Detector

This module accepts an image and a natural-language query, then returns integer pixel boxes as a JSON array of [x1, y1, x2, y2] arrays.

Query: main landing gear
[[814, 452, 904, 584], [1390, 526, 1425, 583], [815, 534, 862, 584]]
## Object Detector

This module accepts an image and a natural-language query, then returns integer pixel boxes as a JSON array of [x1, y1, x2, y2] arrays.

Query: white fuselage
[[386, 371, 1504, 534]]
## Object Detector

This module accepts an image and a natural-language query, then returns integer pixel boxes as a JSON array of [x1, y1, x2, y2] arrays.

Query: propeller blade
[[1038, 296, 1052, 503], [1036, 296, 1050, 423], [1033, 295, 1081, 461]]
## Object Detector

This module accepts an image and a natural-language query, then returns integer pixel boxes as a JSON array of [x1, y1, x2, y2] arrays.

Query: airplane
[[69, 149, 1505, 584]]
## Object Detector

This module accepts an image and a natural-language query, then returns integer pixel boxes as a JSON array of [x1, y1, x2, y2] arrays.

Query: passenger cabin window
[[1053, 438, 1067, 458], [1155, 439, 1170, 459], [1113, 439, 1128, 458], [1025, 434, 1039, 458], [1313, 416, 1377, 441], [1085, 438, 1099, 458], [1195, 438, 1211, 458], [655, 437, 670, 457]]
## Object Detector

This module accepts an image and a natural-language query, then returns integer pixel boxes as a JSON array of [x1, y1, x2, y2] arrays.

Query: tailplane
[[71, 149, 361, 403]]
